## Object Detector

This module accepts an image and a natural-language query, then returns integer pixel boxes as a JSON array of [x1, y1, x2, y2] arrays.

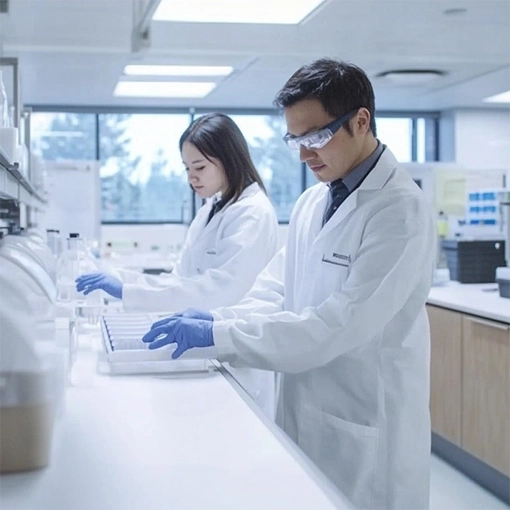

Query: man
[[142, 58, 436, 509]]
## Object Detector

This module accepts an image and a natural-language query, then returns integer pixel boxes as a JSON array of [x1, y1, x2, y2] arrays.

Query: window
[[416, 117, 438, 162], [198, 113, 302, 222], [31, 112, 97, 161], [376, 117, 413, 162], [377, 116, 438, 163], [98, 113, 191, 223], [31, 109, 439, 224]]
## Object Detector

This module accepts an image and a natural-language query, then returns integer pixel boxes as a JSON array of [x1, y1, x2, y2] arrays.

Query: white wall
[[440, 108, 510, 172], [101, 223, 289, 253], [101, 224, 187, 253]]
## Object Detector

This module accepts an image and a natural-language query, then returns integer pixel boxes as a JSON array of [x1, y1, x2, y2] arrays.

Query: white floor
[[430, 454, 509, 510]]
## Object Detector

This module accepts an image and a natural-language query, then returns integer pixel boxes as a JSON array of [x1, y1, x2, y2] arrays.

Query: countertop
[[428, 283, 510, 324], [0, 343, 350, 510]]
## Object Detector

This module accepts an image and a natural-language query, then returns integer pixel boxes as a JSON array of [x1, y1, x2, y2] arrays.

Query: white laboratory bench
[[428, 282, 510, 324], [0, 344, 350, 510]]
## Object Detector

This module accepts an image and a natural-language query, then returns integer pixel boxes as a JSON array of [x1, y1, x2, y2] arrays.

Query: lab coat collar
[[316, 186, 359, 239], [314, 148, 399, 241], [201, 182, 262, 234], [206, 181, 260, 207], [356, 148, 398, 191], [236, 181, 261, 201]]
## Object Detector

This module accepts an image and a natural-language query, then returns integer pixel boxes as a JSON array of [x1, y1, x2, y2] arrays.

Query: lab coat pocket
[[320, 412, 379, 510], [318, 257, 350, 292], [196, 247, 217, 274]]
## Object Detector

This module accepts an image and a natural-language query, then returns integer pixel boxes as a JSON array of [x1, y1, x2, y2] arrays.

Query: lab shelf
[[0, 147, 46, 207]]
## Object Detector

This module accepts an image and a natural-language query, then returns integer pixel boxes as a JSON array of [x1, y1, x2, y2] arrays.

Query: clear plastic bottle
[[436, 211, 449, 269], [56, 233, 104, 323], [57, 233, 90, 302], [46, 229, 63, 257], [0, 70, 9, 128]]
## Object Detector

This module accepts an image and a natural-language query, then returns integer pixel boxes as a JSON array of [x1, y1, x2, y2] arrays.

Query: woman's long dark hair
[[179, 113, 266, 208]]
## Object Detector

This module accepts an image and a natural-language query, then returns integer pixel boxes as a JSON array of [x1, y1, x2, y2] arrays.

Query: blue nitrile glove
[[151, 308, 213, 330], [75, 272, 123, 299], [142, 316, 214, 358]]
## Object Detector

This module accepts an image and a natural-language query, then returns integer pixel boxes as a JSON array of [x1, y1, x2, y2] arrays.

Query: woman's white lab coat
[[210, 149, 436, 510], [119, 182, 279, 418]]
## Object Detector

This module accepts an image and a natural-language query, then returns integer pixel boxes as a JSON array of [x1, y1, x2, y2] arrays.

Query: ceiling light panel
[[124, 65, 234, 77], [376, 70, 445, 86], [153, 0, 326, 24], [113, 81, 216, 98], [483, 90, 510, 104]]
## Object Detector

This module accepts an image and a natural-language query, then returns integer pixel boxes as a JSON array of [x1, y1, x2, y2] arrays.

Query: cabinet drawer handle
[[465, 316, 510, 331]]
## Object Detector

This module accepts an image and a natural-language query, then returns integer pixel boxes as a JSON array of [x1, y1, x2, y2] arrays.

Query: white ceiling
[[0, 0, 509, 111]]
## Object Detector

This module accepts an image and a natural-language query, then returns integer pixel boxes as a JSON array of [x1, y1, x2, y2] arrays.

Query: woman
[[76, 113, 279, 416]]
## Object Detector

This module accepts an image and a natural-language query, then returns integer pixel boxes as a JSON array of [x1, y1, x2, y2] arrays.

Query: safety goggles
[[282, 109, 359, 151]]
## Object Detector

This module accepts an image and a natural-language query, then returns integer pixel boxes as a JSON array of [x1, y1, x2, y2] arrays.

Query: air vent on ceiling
[[376, 69, 446, 86]]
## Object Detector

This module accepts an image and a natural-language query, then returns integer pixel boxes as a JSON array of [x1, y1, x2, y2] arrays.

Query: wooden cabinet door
[[427, 305, 462, 445], [462, 315, 510, 475]]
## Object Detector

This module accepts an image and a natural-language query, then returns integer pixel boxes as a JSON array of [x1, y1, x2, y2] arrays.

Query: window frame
[[29, 106, 440, 225]]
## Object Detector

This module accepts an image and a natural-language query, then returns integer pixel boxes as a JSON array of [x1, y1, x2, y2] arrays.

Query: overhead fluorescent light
[[113, 81, 216, 98], [483, 90, 510, 104], [124, 65, 233, 77], [153, 0, 325, 24]]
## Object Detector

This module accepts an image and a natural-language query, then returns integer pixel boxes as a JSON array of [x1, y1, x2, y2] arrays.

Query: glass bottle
[[56, 233, 104, 319]]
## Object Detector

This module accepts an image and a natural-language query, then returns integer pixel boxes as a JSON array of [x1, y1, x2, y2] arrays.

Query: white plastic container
[[433, 267, 451, 286], [1, 232, 57, 283], [0, 245, 63, 473], [1, 243, 67, 380], [0, 369, 56, 473], [27, 229, 58, 281], [0, 239, 57, 311], [0, 127, 19, 162], [496, 267, 510, 299]]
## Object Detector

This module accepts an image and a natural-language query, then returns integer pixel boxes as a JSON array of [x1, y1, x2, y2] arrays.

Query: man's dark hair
[[179, 113, 266, 208], [273, 58, 377, 136]]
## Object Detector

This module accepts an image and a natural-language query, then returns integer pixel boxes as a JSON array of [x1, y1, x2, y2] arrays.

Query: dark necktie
[[323, 181, 350, 226], [206, 199, 222, 225]]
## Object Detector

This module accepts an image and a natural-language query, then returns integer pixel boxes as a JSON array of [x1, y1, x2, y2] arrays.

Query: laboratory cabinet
[[427, 305, 462, 444], [461, 315, 510, 475], [427, 304, 510, 476]]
